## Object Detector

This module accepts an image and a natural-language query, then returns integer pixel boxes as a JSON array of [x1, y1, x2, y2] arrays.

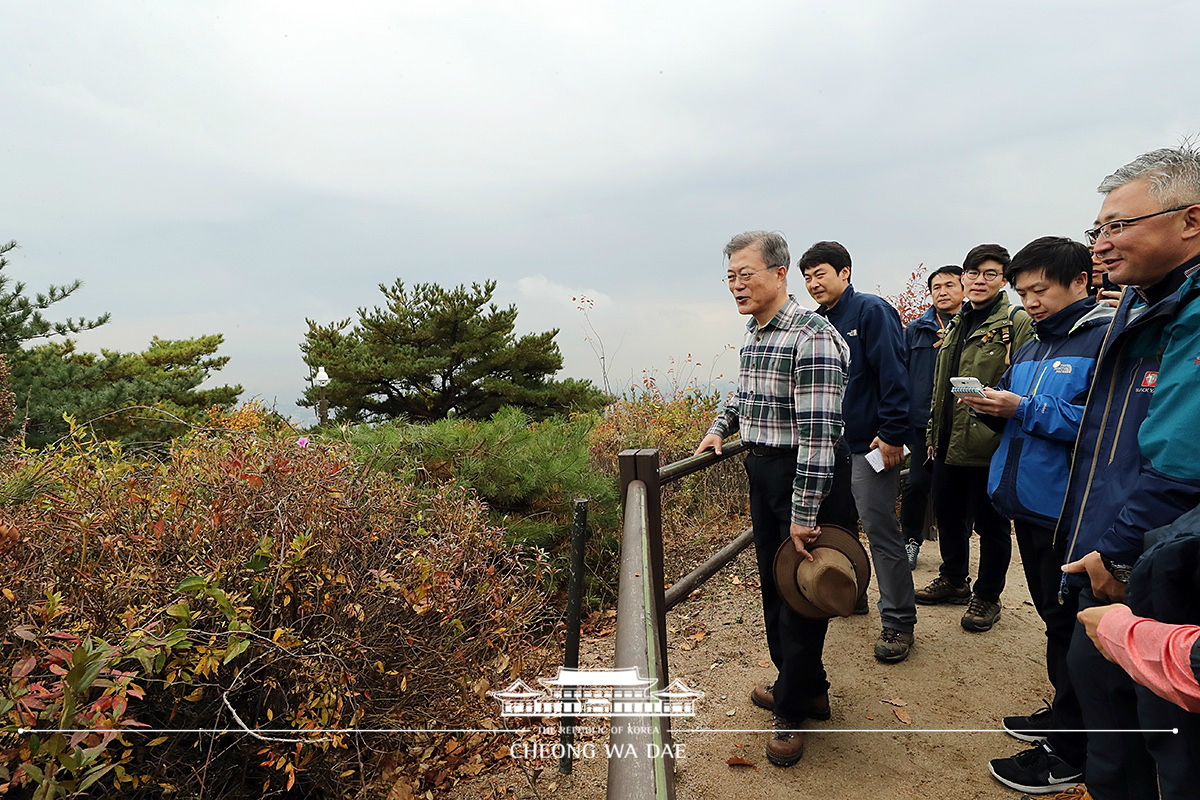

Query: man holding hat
[[696, 230, 852, 766]]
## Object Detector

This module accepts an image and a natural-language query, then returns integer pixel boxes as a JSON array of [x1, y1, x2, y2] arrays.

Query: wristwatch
[[1099, 552, 1133, 584]]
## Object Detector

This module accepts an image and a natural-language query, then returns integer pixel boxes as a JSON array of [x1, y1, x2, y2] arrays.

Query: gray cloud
[[3, 1, 1197, 422]]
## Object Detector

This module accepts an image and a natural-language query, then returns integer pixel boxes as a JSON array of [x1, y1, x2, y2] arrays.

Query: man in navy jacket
[[960, 237, 1113, 795], [1058, 146, 1200, 800], [901, 265, 964, 568], [801, 241, 917, 663]]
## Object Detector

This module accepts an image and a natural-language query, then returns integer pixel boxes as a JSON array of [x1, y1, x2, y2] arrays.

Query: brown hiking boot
[[915, 575, 971, 605], [766, 715, 805, 766], [750, 683, 830, 720], [961, 594, 1001, 632]]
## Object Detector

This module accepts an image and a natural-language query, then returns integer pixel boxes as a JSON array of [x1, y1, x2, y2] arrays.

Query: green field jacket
[[927, 294, 1033, 467]]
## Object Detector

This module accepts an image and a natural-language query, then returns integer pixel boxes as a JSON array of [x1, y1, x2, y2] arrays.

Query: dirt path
[[464, 534, 1055, 799]]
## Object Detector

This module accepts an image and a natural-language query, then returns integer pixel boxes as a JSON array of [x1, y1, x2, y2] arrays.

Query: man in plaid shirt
[[696, 230, 851, 766]]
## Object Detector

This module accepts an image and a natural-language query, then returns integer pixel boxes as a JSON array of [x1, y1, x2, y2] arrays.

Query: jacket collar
[[1032, 297, 1095, 340], [819, 284, 856, 319], [1134, 252, 1200, 307], [952, 292, 1011, 336], [747, 295, 806, 332], [1119, 252, 1200, 328], [913, 304, 955, 331]]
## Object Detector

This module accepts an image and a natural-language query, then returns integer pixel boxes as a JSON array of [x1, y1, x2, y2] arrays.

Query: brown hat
[[773, 524, 871, 619]]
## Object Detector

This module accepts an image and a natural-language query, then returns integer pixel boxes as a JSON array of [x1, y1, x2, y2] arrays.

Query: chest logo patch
[[1052, 361, 1073, 374], [1142, 371, 1158, 388]]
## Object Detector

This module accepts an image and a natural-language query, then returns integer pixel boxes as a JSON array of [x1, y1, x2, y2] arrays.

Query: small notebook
[[866, 444, 910, 473]]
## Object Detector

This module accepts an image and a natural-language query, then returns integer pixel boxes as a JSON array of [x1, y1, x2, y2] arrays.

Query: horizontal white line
[[18, 728, 528, 735], [679, 728, 1180, 734], [19, 727, 1181, 735]]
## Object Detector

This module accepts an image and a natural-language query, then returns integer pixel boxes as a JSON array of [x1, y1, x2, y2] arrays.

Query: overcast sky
[[3, 1, 1197, 423]]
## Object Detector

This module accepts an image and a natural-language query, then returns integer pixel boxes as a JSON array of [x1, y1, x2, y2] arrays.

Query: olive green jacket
[[927, 294, 1034, 467]]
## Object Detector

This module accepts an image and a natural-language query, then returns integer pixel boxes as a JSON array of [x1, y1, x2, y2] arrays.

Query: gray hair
[[723, 230, 790, 268], [1098, 141, 1200, 206]]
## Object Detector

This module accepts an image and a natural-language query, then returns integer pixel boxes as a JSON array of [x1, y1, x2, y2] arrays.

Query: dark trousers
[[899, 429, 933, 542], [745, 440, 854, 721], [1013, 520, 1085, 767], [1070, 588, 1200, 800], [931, 460, 1012, 602], [1069, 588, 1158, 799]]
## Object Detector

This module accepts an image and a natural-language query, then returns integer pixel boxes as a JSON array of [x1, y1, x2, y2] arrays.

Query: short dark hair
[[962, 244, 1010, 274], [926, 264, 963, 292], [797, 241, 852, 278], [1005, 236, 1091, 289]]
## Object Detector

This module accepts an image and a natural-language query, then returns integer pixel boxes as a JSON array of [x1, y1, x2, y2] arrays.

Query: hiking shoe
[[854, 594, 869, 615], [915, 575, 971, 605], [1020, 784, 1090, 800], [765, 715, 805, 766], [750, 683, 830, 720], [905, 538, 921, 569], [751, 682, 775, 710], [961, 594, 1001, 632], [1004, 703, 1053, 742], [874, 627, 914, 663], [989, 742, 1083, 794]]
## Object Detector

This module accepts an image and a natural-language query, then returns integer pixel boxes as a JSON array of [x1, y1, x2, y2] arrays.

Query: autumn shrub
[[0, 404, 552, 798], [0, 355, 14, 435], [346, 406, 622, 602], [587, 377, 748, 535]]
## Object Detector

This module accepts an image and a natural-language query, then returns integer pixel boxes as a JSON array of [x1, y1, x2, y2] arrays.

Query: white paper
[[866, 444, 910, 473]]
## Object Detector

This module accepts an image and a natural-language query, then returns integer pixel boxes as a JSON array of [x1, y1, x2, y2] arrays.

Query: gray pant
[[850, 454, 917, 633]]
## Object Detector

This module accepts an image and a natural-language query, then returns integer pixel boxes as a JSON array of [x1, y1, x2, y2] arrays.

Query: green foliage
[[348, 406, 621, 571], [8, 335, 242, 449], [0, 239, 241, 449], [0, 406, 551, 797], [0, 240, 109, 356], [301, 279, 608, 424]]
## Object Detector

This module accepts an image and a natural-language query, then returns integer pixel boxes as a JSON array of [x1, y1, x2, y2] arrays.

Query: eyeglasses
[[1084, 205, 1193, 245], [962, 269, 1003, 282], [725, 265, 783, 286]]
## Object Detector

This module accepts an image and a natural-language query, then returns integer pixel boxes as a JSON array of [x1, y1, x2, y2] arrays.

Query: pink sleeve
[[1097, 605, 1200, 714]]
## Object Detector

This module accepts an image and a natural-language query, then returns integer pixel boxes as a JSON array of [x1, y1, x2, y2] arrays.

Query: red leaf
[[11, 656, 35, 679], [726, 756, 755, 767]]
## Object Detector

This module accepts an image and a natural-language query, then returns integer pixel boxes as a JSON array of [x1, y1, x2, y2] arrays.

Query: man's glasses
[[962, 269, 1003, 282], [1084, 205, 1193, 245], [725, 265, 783, 286]]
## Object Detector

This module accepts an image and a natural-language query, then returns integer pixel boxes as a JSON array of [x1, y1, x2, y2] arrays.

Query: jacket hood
[[1070, 298, 1116, 334], [1031, 297, 1112, 341]]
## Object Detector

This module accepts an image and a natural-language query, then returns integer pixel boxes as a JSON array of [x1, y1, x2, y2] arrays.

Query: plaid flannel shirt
[[707, 297, 849, 526]]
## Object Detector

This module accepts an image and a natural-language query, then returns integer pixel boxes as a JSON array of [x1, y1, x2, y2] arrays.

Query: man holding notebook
[[800, 240, 918, 663]]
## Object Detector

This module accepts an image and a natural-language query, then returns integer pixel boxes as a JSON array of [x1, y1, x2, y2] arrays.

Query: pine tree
[[301, 279, 607, 423], [0, 240, 109, 355], [0, 239, 241, 447], [12, 336, 243, 448]]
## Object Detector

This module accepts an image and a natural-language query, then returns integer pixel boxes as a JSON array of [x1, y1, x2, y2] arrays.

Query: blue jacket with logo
[[820, 284, 910, 454], [904, 305, 957, 432], [986, 297, 1114, 527], [1058, 254, 1200, 583]]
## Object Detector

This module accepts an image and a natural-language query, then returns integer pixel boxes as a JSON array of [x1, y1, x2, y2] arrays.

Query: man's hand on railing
[[790, 523, 819, 561], [694, 433, 724, 456]]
